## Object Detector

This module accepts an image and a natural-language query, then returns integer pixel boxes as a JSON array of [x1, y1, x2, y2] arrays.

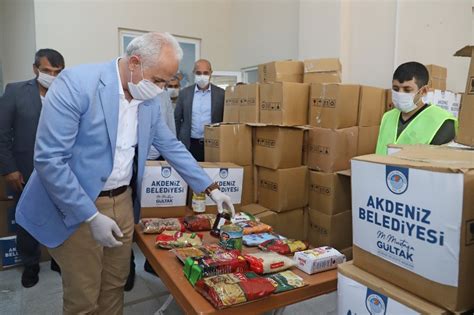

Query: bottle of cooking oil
[[192, 192, 206, 213]]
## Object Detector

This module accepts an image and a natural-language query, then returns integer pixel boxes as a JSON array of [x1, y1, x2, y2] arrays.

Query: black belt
[[191, 138, 204, 144], [99, 185, 128, 198]]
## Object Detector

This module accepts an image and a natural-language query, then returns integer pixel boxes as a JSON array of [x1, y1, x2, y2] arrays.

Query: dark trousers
[[16, 224, 41, 267], [190, 138, 205, 162]]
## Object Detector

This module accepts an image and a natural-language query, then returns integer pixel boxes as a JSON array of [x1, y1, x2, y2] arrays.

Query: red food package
[[258, 239, 308, 255], [141, 218, 185, 234], [195, 272, 275, 309], [184, 214, 216, 231], [244, 252, 295, 274], [155, 231, 203, 249]]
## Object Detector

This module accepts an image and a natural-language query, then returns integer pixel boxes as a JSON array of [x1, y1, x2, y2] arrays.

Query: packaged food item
[[231, 212, 257, 224], [258, 239, 308, 255], [192, 192, 206, 213], [184, 214, 216, 232], [183, 250, 249, 285], [293, 246, 346, 275], [242, 233, 285, 247], [141, 218, 185, 234], [235, 220, 273, 235], [244, 252, 295, 274], [155, 231, 203, 249], [195, 272, 276, 309], [173, 244, 233, 264], [265, 270, 306, 293], [219, 224, 243, 252], [210, 212, 231, 237]]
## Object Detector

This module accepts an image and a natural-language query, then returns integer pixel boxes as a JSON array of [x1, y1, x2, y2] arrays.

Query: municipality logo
[[365, 289, 388, 315], [386, 166, 409, 195], [161, 166, 172, 178], [219, 168, 229, 179]]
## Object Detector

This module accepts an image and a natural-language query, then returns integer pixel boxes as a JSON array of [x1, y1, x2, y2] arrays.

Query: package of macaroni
[[155, 231, 203, 249], [293, 246, 346, 275], [183, 250, 249, 286], [234, 220, 272, 235], [242, 233, 285, 247], [140, 218, 185, 234], [231, 212, 257, 224], [258, 239, 308, 255], [244, 252, 295, 274], [194, 272, 276, 309], [173, 244, 232, 264], [183, 214, 216, 231], [265, 270, 306, 293]]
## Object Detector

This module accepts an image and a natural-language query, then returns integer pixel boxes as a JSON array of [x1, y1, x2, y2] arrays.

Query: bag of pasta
[[141, 218, 185, 234], [265, 271, 306, 293]]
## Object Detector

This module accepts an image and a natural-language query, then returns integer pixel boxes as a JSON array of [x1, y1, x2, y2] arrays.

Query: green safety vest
[[375, 104, 458, 155]]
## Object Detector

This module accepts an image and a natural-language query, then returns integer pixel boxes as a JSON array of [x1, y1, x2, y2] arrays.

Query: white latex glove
[[209, 189, 235, 218], [89, 213, 124, 247]]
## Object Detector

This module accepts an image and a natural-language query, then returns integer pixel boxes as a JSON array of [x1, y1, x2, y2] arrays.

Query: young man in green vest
[[376, 62, 457, 155]]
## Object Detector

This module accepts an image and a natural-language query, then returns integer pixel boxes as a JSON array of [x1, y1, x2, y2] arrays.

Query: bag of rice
[[141, 218, 185, 234], [244, 252, 295, 274], [183, 214, 216, 231], [265, 270, 306, 293], [258, 239, 308, 255], [155, 231, 203, 249]]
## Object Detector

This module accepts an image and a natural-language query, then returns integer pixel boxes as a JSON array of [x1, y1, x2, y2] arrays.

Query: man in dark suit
[[175, 59, 224, 161], [0, 48, 64, 288]]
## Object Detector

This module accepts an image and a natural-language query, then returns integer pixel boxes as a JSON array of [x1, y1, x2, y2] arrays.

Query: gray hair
[[125, 32, 183, 68]]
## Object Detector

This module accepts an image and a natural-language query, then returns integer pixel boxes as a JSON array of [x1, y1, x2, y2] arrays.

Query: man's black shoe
[[144, 260, 158, 277], [21, 264, 40, 288]]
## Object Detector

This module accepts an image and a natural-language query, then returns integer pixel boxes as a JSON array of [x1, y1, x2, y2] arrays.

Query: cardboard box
[[223, 85, 239, 123], [240, 203, 278, 228], [431, 78, 447, 90], [258, 60, 303, 83], [303, 58, 342, 73], [0, 178, 14, 201], [308, 208, 352, 249], [303, 207, 309, 241], [294, 246, 346, 275], [303, 72, 341, 84], [241, 165, 254, 206], [260, 82, 309, 126], [237, 83, 260, 123], [426, 64, 447, 80], [358, 86, 385, 127], [385, 89, 394, 112], [425, 89, 461, 118], [140, 161, 188, 218], [307, 127, 358, 172], [357, 125, 380, 156], [204, 123, 252, 166], [351, 146, 474, 312], [340, 246, 353, 261], [257, 166, 308, 213], [309, 83, 360, 129], [0, 201, 16, 237], [254, 126, 304, 169], [454, 46, 474, 146], [0, 236, 51, 270], [308, 171, 351, 215], [295, 125, 312, 166], [338, 262, 449, 315]]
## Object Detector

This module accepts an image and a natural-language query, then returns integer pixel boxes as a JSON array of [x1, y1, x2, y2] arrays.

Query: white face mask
[[127, 62, 164, 100], [37, 71, 56, 89], [168, 88, 179, 98], [195, 75, 210, 89], [391, 89, 421, 113]]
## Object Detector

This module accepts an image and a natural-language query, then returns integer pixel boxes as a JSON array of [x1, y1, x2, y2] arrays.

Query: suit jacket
[[0, 79, 42, 182], [174, 83, 224, 148], [15, 60, 213, 248]]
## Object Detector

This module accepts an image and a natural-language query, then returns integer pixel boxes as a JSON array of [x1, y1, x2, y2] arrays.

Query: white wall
[[1, 0, 37, 86]]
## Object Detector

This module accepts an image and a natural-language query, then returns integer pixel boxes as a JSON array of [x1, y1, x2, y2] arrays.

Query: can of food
[[219, 224, 243, 252]]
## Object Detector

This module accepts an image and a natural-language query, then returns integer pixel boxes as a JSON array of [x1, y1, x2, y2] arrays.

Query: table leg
[[153, 294, 174, 315]]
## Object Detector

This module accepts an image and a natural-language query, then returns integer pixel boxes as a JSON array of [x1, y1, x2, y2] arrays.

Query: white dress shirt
[[102, 59, 142, 190]]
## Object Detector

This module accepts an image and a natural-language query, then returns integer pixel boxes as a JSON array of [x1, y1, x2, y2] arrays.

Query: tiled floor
[[0, 244, 337, 315]]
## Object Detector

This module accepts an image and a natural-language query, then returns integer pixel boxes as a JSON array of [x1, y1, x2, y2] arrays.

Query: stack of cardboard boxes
[[303, 58, 341, 84]]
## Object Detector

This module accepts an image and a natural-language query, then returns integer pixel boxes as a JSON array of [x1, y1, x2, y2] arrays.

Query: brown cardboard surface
[[241, 165, 254, 206], [308, 171, 351, 215], [254, 126, 304, 169], [338, 262, 450, 315], [357, 126, 380, 156], [308, 209, 352, 249], [385, 89, 394, 112], [257, 166, 308, 212], [260, 82, 309, 126], [238, 83, 260, 123], [454, 45, 474, 146], [430, 78, 447, 91], [273, 208, 305, 240], [426, 64, 447, 79], [309, 83, 360, 129], [304, 58, 341, 73], [204, 123, 252, 166], [303, 207, 309, 241], [303, 72, 341, 84], [340, 247, 353, 261], [223, 85, 239, 122], [358, 86, 385, 127], [240, 203, 269, 216], [307, 127, 359, 172], [0, 200, 16, 237], [140, 206, 187, 218], [258, 61, 304, 83]]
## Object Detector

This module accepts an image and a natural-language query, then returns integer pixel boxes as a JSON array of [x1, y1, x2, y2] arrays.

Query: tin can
[[219, 224, 243, 252]]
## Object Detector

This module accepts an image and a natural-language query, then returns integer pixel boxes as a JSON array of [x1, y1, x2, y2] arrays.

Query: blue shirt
[[191, 84, 212, 139]]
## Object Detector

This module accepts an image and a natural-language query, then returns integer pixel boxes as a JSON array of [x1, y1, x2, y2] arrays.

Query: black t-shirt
[[397, 104, 455, 145]]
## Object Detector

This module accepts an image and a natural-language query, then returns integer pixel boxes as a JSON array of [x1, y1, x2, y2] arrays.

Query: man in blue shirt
[[175, 59, 225, 161]]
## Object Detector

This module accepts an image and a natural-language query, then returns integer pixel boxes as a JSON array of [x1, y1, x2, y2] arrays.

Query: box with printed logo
[[351, 145, 474, 312], [338, 262, 449, 315], [204, 123, 252, 166], [223, 85, 240, 123], [140, 161, 188, 218], [259, 82, 309, 126], [308, 171, 351, 215], [237, 83, 260, 123], [257, 166, 308, 213], [254, 126, 304, 170], [258, 60, 303, 84], [0, 236, 51, 270], [0, 200, 16, 237], [294, 246, 346, 275], [308, 83, 360, 129]]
